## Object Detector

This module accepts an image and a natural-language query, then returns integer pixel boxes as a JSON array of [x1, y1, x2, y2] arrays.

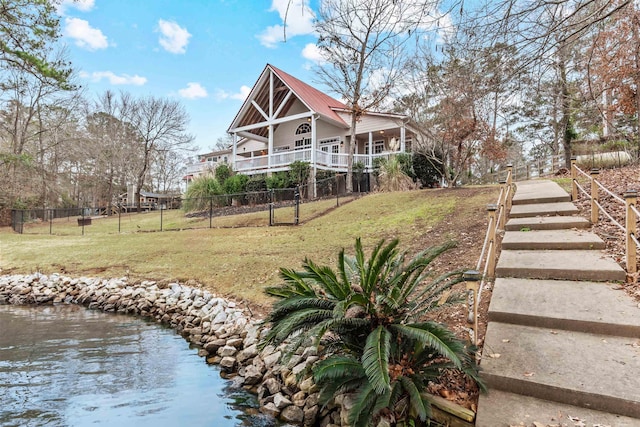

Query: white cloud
[[157, 19, 191, 54], [215, 85, 251, 101], [257, 0, 315, 48], [57, 0, 95, 14], [81, 71, 147, 86], [301, 43, 326, 64], [64, 17, 108, 50], [179, 82, 208, 99]]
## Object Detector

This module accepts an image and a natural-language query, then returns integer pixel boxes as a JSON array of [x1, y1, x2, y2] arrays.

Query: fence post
[[571, 156, 578, 201], [118, 203, 121, 233], [505, 164, 513, 211], [464, 270, 480, 347], [160, 204, 163, 231], [49, 209, 53, 235], [625, 190, 637, 274], [487, 204, 498, 278], [590, 168, 599, 224], [526, 164, 530, 180], [209, 197, 213, 229], [498, 179, 507, 230], [269, 189, 274, 226], [294, 186, 300, 225]]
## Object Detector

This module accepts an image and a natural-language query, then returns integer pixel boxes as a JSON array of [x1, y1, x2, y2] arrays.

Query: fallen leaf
[[488, 353, 501, 358], [502, 339, 510, 343], [523, 371, 535, 377], [550, 330, 558, 335]]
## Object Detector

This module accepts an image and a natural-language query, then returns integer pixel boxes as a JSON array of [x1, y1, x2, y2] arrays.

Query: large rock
[[280, 405, 304, 424], [273, 392, 293, 410], [243, 365, 263, 386], [261, 402, 280, 418], [219, 356, 236, 370]]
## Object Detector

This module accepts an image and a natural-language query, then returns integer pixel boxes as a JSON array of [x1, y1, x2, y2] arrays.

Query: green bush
[[262, 238, 483, 427], [182, 176, 222, 212], [412, 153, 442, 188], [223, 174, 249, 195], [246, 176, 268, 192], [215, 163, 232, 184], [289, 161, 310, 186], [266, 171, 291, 189]]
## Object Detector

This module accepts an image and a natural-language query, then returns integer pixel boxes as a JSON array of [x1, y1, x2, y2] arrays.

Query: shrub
[[377, 156, 415, 192], [182, 176, 222, 212], [223, 174, 249, 195], [262, 238, 483, 427], [215, 163, 232, 184]]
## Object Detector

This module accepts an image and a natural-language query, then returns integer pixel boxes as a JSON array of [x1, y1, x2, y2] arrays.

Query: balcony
[[234, 149, 398, 174]]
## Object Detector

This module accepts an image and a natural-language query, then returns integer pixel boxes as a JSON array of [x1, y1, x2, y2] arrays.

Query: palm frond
[[348, 382, 378, 427], [267, 297, 335, 322], [399, 376, 431, 421], [362, 325, 391, 394], [390, 323, 465, 369]]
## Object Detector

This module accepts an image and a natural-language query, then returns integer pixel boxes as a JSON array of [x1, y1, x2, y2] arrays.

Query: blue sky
[[57, 0, 325, 153]]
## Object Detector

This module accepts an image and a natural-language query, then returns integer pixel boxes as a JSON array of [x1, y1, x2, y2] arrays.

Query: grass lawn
[[1, 187, 498, 306]]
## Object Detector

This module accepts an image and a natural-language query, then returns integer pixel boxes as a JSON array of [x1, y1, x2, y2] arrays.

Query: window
[[295, 123, 311, 135], [274, 146, 291, 152], [294, 139, 311, 150], [374, 140, 385, 154], [294, 122, 312, 150], [365, 141, 385, 154]]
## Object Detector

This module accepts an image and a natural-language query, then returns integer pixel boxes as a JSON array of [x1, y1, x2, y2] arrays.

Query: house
[[226, 64, 416, 190], [183, 148, 232, 186]]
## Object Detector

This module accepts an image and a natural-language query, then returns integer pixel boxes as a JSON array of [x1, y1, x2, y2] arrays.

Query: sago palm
[[261, 238, 483, 427]]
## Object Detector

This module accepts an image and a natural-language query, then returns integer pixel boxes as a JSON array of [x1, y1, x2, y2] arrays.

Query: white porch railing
[[235, 149, 399, 173]]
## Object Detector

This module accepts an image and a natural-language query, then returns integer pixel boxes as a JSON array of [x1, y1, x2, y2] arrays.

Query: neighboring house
[[118, 188, 180, 211], [227, 64, 416, 181], [183, 148, 232, 186]]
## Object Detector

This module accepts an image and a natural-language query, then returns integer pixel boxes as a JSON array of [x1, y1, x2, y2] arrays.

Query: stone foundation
[[0, 274, 347, 427]]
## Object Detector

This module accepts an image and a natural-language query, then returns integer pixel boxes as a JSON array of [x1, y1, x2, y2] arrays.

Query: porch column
[[368, 131, 373, 171], [268, 124, 274, 170], [232, 133, 237, 170], [400, 124, 406, 152], [311, 114, 317, 198]]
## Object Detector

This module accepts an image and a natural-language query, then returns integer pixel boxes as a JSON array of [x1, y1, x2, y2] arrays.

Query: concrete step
[[502, 229, 605, 250], [488, 278, 640, 337], [476, 389, 640, 427], [505, 216, 591, 231], [480, 322, 640, 418], [512, 180, 572, 205], [496, 249, 626, 282], [510, 202, 579, 218]]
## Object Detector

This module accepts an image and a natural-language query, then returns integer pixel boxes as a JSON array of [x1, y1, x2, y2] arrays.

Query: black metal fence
[[11, 173, 359, 235]]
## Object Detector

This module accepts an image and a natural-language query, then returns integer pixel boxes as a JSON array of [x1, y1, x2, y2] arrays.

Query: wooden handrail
[[466, 165, 513, 346], [571, 161, 639, 274]]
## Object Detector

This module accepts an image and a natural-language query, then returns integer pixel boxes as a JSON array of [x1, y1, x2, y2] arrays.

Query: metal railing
[[465, 164, 514, 346], [570, 156, 638, 274]]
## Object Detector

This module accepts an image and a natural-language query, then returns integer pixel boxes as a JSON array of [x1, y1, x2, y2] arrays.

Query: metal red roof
[[268, 64, 348, 127]]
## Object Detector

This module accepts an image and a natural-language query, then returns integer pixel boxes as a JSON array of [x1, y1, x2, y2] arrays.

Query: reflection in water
[[0, 304, 279, 427]]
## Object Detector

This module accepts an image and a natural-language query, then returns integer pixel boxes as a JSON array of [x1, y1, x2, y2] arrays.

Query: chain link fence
[[11, 173, 359, 235]]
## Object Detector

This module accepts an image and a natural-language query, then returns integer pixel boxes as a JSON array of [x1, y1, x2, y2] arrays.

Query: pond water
[[0, 304, 281, 427]]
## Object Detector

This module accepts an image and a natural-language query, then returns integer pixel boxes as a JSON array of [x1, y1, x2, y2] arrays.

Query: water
[[0, 304, 278, 427]]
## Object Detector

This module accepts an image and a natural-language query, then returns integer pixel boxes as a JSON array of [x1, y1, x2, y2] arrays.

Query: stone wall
[[0, 274, 349, 427]]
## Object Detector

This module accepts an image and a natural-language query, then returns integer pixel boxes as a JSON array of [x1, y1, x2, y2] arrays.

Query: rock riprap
[[0, 274, 347, 427]]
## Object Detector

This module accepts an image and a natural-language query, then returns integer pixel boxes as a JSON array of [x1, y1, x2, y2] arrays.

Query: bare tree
[[314, 0, 435, 192], [127, 96, 194, 211]]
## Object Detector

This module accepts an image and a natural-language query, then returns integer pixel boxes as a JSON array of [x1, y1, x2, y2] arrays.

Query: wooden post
[[625, 190, 637, 274], [487, 204, 498, 278], [526, 164, 530, 180], [590, 168, 599, 224], [571, 156, 578, 201], [498, 179, 507, 230], [464, 270, 480, 346], [505, 164, 513, 211]]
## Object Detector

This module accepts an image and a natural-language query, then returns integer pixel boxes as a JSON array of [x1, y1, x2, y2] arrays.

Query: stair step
[[512, 180, 572, 205], [476, 389, 640, 427], [496, 249, 626, 282], [502, 229, 605, 250], [510, 202, 579, 218], [488, 278, 640, 337], [505, 216, 590, 231], [480, 322, 640, 418]]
